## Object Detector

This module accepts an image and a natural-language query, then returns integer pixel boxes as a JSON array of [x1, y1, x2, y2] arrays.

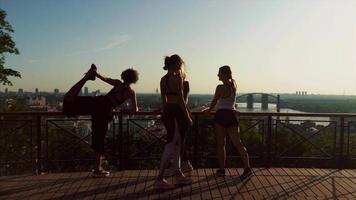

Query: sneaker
[[153, 179, 175, 190], [181, 161, 194, 173], [174, 175, 192, 185], [92, 170, 110, 178], [216, 169, 225, 177], [239, 168, 252, 180], [84, 64, 97, 80]]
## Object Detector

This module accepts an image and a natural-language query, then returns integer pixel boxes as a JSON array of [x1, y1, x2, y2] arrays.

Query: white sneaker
[[153, 179, 175, 190], [92, 170, 110, 178]]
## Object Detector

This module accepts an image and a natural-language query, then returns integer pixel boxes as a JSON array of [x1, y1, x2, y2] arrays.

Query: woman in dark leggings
[[63, 64, 138, 177], [204, 65, 251, 179], [154, 55, 193, 190], [163, 67, 194, 176]]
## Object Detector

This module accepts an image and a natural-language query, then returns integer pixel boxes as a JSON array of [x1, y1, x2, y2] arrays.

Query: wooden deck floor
[[1, 168, 356, 200]]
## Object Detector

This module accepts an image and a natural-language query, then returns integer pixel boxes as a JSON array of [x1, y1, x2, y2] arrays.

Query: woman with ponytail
[[154, 54, 193, 190], [204, 65, 252, 179]]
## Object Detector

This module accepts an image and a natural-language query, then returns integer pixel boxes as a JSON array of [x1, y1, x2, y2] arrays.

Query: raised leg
[[64, 65, 96, 102]]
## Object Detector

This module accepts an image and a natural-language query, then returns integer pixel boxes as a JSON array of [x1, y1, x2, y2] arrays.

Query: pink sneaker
[[153, 179, 175, 190]]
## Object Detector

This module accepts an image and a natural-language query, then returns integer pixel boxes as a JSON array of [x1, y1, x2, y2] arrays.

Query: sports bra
[[163, 74, 189, 97]]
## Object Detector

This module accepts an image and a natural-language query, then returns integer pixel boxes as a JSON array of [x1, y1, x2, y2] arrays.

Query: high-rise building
[[5, 88, 8, 95], [84, 87, 89, 96], [35, 88, 39, 96]]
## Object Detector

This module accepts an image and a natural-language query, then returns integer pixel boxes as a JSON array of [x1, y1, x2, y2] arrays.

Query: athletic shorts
[[214, 109, 239, 128]]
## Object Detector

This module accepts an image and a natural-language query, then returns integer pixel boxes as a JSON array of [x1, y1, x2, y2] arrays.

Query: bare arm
[[208, 85, 221, 112], [183, 81, 189, 105], [176, 76, 191, 121], [130, 90, 138, 112], [96, 72, 121, 86], [160, 78, 167, 108]]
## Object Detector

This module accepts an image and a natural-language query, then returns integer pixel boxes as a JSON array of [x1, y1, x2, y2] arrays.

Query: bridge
[[236, 93, 290, 112], [1, 111, 356, 199]]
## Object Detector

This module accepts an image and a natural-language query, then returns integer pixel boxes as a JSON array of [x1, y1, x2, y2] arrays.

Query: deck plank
[[1, 168, 356, 199]]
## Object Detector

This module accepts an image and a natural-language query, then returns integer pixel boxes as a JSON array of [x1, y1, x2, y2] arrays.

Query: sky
[[0, 0, 356, 95]]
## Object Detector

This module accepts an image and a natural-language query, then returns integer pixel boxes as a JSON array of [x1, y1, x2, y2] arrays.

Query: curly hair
[[121, 68, 139, 84]]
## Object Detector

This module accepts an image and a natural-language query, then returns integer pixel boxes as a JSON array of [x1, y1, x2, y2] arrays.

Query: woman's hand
[[202, 107, 211, 113]]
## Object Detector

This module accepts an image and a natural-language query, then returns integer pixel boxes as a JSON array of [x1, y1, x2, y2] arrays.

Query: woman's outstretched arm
[[96, 72, 121, 86], [130, 90, 138, 112], [207, 85, 221, 112]]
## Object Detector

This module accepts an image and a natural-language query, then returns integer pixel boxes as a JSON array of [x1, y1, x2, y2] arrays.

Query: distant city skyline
[[1, 0, 356, 95]]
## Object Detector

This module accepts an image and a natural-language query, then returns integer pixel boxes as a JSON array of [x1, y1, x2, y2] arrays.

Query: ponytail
[[163, 54, 184, 71], [163, 56, 170, 70]]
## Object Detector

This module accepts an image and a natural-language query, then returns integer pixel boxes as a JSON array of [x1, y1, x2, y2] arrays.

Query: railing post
[[266, 115, 272, 168], [36, 115, 42, 175], [118, 115, 123, 170], [339, 117, 345, 169]]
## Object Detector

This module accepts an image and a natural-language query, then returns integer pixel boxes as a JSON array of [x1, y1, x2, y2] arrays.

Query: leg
[[227, 126, 250, 169], [92, 115, 109, 172], [176, 111, 193, 173], [157, 112, 176, 180], [215, 123, 227, 170], [64, 65, 96, 102], [179, 123, 189, 162]]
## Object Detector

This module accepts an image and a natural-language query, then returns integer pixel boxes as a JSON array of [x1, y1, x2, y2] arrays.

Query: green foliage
[[0, 8, 20, 86]]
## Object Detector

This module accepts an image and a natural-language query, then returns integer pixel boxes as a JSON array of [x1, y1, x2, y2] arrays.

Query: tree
[[0, 8, 20, 86]]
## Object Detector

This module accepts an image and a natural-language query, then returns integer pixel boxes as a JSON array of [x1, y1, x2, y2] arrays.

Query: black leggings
[[162, 104, 189, 160], [63, 96, 113, 154]]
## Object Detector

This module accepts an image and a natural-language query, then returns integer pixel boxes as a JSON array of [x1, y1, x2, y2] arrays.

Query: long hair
[[179, 67, 187, 80], [219, 65, 236, 92], [163, 54, 184, 72]]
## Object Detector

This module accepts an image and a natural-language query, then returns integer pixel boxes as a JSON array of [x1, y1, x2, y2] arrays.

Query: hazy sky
[[1, 0, 356, 94]]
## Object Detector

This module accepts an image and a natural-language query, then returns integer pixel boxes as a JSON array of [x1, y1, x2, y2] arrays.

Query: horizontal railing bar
[[2, 111, 356, 117]]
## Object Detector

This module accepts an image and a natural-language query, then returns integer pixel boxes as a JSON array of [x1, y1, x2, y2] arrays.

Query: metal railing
[[1, 111, 356, 175]]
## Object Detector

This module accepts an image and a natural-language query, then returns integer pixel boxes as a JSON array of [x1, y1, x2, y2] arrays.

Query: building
[[84, 87, 89, 96], [54, 88, 59, 96], [28, 96, 46, 107]]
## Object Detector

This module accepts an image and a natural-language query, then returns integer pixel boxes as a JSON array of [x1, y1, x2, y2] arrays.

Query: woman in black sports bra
[[163, 67, 194, 176], [62, 64, 138, 177], [154, 54, 193, 190]]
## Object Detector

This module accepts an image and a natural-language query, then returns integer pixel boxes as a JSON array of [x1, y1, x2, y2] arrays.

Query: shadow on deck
[[1, 168, 356, 200]]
